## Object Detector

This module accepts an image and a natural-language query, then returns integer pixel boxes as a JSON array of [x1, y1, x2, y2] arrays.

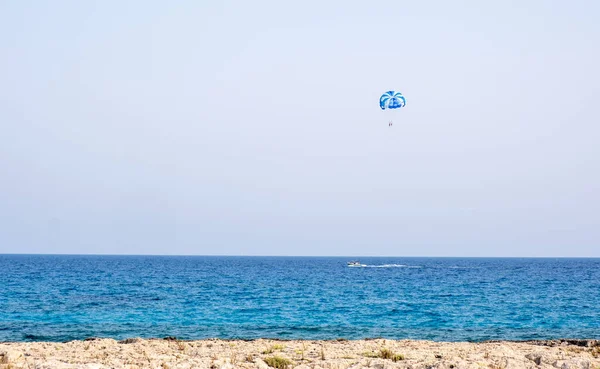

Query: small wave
[[359, 264, 422, 268]]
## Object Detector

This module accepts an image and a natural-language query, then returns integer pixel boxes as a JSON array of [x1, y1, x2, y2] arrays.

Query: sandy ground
[[1, 338, 599, 369]]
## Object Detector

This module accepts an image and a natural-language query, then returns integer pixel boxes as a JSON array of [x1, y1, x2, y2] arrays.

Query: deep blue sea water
[[0, 255, 599, 342]]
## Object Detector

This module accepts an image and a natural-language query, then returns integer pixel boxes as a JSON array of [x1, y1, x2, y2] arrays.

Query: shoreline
[[2, 337, 600, 344], [1, 338, 599, 369]]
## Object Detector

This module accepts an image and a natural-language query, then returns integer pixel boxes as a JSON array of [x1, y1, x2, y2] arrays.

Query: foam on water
[[358, 264, 422, 268]]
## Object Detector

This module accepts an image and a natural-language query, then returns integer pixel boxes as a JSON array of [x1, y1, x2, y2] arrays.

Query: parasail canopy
[[379, 91, 406, 110]]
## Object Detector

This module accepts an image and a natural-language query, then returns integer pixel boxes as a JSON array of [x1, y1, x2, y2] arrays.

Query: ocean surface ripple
[[1, 255, 599, 342]]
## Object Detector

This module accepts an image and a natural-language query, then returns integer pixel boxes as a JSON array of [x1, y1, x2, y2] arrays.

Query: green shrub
[[378, 348, 405, 362], [262, 344, 285, 354], [264, 356, 292, 369]]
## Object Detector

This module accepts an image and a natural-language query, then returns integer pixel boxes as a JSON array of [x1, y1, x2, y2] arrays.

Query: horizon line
[[1, 253, 599, 258]]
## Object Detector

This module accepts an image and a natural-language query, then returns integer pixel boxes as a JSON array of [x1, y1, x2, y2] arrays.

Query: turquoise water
[[0, 255, 599, 342]]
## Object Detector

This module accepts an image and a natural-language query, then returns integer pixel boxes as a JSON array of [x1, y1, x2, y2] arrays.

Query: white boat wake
[[347, 263, 422, 268]]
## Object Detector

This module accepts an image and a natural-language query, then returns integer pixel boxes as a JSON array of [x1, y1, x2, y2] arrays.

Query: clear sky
[[1, 1, 599, 256]]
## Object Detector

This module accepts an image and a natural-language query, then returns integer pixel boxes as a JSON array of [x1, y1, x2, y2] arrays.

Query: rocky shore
[[1, 338, 599, 369]]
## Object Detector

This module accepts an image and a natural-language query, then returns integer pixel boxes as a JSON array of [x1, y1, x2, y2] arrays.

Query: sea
[[0, 255, 599, 342]]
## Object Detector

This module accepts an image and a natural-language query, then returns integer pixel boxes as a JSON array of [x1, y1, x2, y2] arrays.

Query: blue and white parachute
[[380, 91, 405, 125], [380, 91, 406, 110]]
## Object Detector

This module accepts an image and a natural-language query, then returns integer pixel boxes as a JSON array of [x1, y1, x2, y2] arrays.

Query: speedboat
[[347, 261, 361, 267]]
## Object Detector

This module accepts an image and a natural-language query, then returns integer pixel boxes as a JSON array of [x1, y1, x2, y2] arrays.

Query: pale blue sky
[[1, 1, 599, 256]]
